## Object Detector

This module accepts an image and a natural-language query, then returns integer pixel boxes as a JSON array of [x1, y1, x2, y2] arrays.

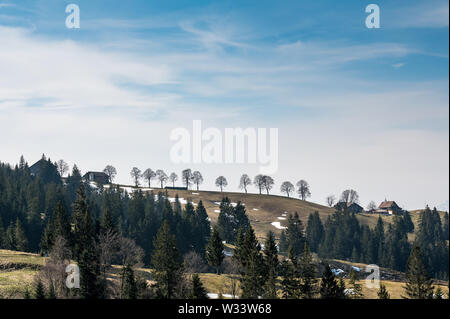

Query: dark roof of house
[[83, 171, 108, 178], [334, 201, 363, 210], [379, 201, 399, 209], [29, 159, 47, 174]]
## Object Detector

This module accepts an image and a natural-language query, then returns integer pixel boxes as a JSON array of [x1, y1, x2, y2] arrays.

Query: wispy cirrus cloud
[[387, 0, 449, 28]]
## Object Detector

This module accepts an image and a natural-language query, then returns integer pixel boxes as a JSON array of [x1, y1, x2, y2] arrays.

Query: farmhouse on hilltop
[[334, 201, 364, 214], [376, 200, 403, 215], [83, 171, 110, 184]]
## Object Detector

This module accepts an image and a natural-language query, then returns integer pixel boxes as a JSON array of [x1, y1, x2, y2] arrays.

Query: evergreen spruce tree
[[72, 184, 95, 260], [47, 281, 57, 299], [23, 287, 31, 299], [34, 279, 46, 299], [188, 274, 208, 299], [101, 206, 117, 234], [319, 265, 342, 299], [53, 201, 71, 241], [306, 212, 324, 253], [78, 247, 104, 299], [443, 212, 449, 241], [121, 264, 137, 299], [263, 231, 279, 298], [193, 200, 211, 256], [235, 226, 265, 299], [280, 247, 301, 299], [14, 218, 28, 251], [377, 283, 390, 299], [5, 221, 16, 250], [285, 212, 306, 256], [0, 216, 5, 249], [403, 245, 434, 299], [278, 231, 288, 255], [151, 221, 183, 299], [206, 226, 225, 274], [299, 243, 317, 299]]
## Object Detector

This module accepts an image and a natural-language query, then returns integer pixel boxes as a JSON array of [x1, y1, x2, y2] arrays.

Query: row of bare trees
[[56, 160, 359, 205]]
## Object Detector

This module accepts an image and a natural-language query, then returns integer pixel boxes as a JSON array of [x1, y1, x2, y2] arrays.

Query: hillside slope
[[111, 185, 445, 242]]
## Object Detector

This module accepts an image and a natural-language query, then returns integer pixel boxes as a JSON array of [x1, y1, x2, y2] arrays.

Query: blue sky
[[0, 0, 448, 209]]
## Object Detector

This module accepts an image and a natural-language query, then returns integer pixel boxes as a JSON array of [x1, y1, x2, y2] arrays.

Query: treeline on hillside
[[277, 209, 449, 280], [0, 158, 210, 266]]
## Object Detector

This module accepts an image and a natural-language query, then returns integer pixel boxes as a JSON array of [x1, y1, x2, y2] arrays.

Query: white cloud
[[388, 1, 449, 28], [0, 23, 448, 210]]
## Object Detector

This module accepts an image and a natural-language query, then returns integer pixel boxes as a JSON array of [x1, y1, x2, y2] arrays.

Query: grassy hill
[[1, 249, 448, 299], [111, 184, 446, 242]]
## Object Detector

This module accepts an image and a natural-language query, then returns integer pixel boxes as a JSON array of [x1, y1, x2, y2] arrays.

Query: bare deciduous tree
[[182, 169, 194, 189], [326, 195, 336, 207], [183, 251, 208, 273], [155, 169, 168, 188], [56, 159, 69, 177], [35, 236, 72, 298], [262, 176, 274, 195], [280, 181, 295, 198], [97, 229, 120, 274], [169, 172, 178, 187], [253, 174, 264, 194], [116, 237, 144, 268], [215, 176, 228, 192], [192, 171, 203, 191], [296, 179, 311, 200], [130, 167, 142, 187], [341, 189, 359, 205], [239, 174, 252, 193], [103, 165, 117, 183], [143, 168, 156, 187], [367, 201, 377, 211]]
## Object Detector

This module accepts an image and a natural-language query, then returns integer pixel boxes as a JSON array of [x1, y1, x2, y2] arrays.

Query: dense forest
[[0, 156, 448, 299]]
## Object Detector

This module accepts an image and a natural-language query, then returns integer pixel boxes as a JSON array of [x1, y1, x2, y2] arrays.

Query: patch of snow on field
[[271, 222, 287, 230], [331, 268, 344, 276], [120, 186, 138, 193], [277, 217, 286, 220], [214, 202, 241, 207]]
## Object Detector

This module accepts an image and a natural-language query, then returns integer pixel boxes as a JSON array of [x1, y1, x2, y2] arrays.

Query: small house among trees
[[334, 201, 363, 214], [83, 171, 110, 184]]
